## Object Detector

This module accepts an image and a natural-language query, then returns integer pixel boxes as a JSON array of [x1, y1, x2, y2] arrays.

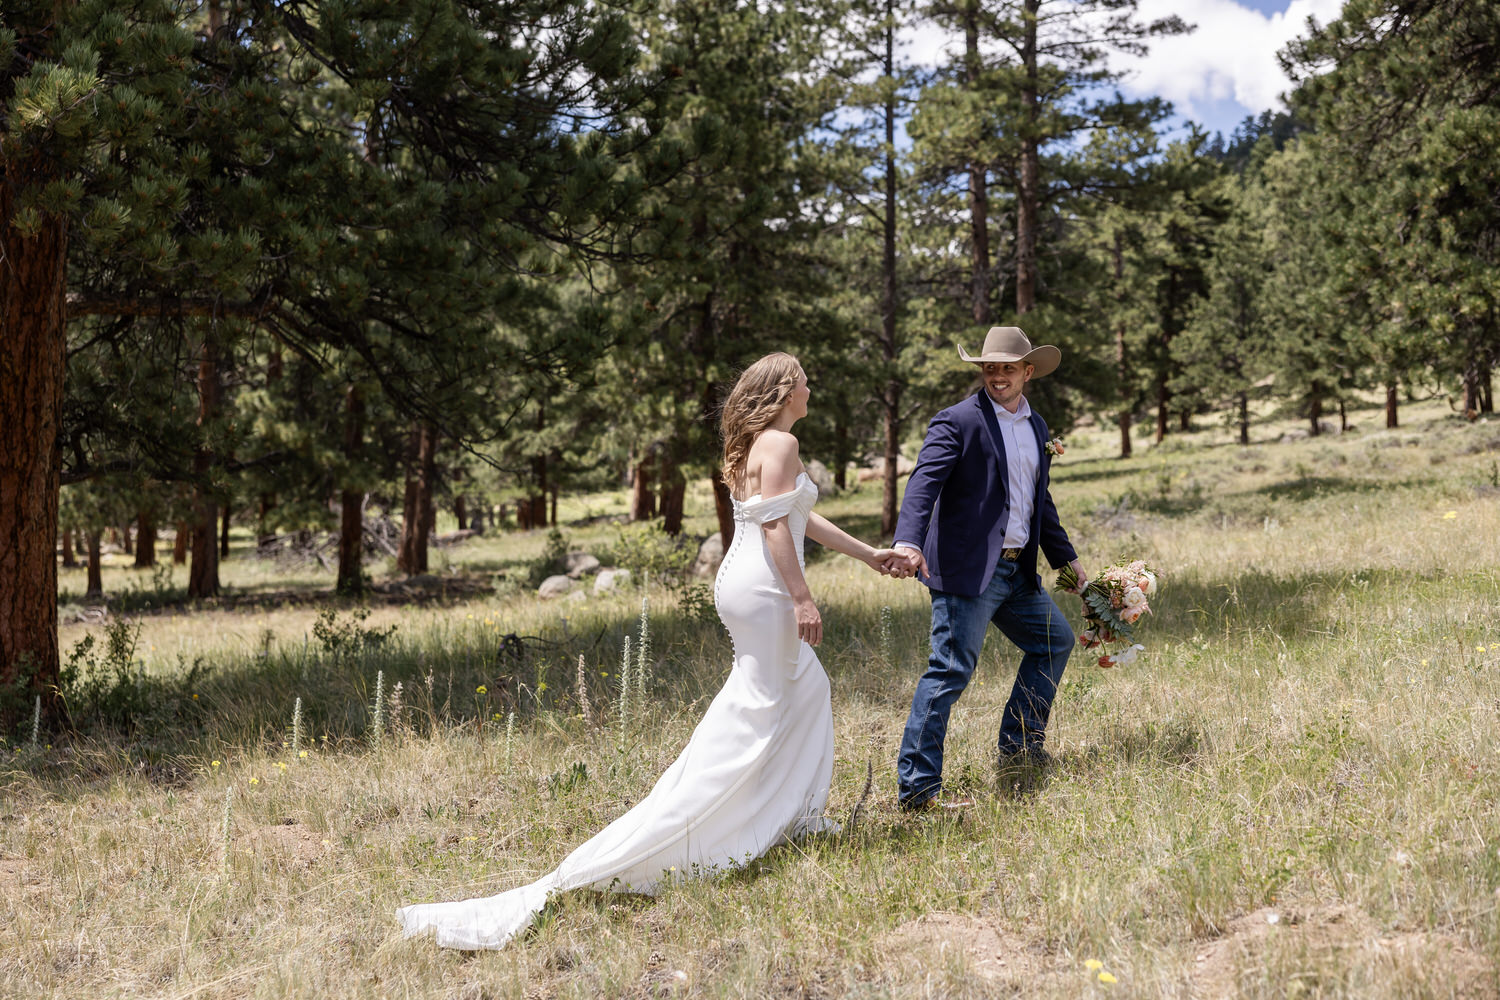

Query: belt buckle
[[1002, 547, 1021, 561]]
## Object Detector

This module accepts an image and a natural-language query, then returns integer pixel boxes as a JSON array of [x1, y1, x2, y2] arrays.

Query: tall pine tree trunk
[[711, 467, 735, 555], [453, 495, 466, 531], [1309, 384, 1324, 436], [220, 502, 231, 557], [630, 447, 657, 521], [337, 384, 366, 593], [1113, 230, 1132, 459], [188, 336, 221, 598], [397, 422, 436, 574], [964, 0, 990, 326], [0, 167, 66, 707], [1238, 391, 1250, 445], [173, 522, 189, 564], [1154, 378, 1169, 444], [879, 0, 902, 537], [1385, 380, 1398, 428], [135, 512, 156, 568], [61, 528, 78, 568], [659, 448, 686, 537], [85, 530, 104, 600], [1015, 0, 1042, 317]]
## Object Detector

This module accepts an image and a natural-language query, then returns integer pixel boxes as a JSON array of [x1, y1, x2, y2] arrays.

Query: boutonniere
[[1044, 437, 1065, 457]]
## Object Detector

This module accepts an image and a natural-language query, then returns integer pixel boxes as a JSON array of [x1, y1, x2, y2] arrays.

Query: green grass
[[4, 396, 1500, 998]]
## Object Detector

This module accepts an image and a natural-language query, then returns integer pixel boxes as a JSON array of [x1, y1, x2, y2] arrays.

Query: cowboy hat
[[956, 326, 1060, 378]]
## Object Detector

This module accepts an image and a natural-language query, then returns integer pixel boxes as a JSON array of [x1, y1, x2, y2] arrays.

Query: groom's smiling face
[[980, 361, 1032, 411]]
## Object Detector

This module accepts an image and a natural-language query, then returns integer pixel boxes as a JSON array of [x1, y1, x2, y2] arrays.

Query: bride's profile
[[396, 352, 905, 949]]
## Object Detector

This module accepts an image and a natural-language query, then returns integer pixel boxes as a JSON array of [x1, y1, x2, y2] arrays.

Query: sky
[[901, 0, 1347, 141]]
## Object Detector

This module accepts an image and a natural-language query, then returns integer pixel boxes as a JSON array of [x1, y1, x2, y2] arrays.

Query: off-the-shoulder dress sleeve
[[737, 474, 811, 524]]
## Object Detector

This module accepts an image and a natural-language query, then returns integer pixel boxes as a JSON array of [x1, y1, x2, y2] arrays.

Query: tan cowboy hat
[[957, 326, 1060, 378]]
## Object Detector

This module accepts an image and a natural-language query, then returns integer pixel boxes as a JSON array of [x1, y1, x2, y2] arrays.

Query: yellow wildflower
[[476, 685, 488, 695], [1098, 971, 1118, 984], [1442, 511, 1458, 519], [249, 777, 260, 786], [1085, 960, 1102, 971], [211, 760, 221, 769], [298, 750, 309, 759]]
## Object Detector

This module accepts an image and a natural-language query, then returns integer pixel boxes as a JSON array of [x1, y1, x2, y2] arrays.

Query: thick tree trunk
[[0, 177, 67, 706], [1015, 0, 1042, 316], [1238, 391, 1250, 446], [659, 449, 686, 537], [711, 467, 735, 554], [135, 512, 157, 568], [188, 337, 221, 599], [173, 522, 189, 564], [397, 422, 437, 574], [1385, 381, 1398, 428], [220, 502, 231, 557], [453, 495, 467, 532], [61, 528, 78, 568], [1481, 366, 1494, 414], [337, 385, 365, 593], [85, 530, 104, 600], [630, 448, 657, 521]]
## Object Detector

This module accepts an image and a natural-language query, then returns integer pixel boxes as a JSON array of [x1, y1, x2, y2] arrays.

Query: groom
[[891, 326, 1087, 810]]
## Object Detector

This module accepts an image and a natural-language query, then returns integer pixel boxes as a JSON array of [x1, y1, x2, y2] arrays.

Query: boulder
[[564, 551, 601, 578], [538, 574, 573, 599], [594, 568, 632, 593], [693, 532, 725, 579], [566, 589, 587, 604], [804, 459, 836, 496]]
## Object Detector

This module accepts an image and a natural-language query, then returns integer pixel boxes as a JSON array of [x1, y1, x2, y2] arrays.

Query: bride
[[397, 352, 905, 949]]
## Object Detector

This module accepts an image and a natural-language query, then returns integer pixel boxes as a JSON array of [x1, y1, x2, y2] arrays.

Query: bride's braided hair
[[721, 353, 802, 495]]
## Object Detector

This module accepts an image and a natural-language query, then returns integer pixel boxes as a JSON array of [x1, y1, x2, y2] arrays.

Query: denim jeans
[[896, 559, 1074, 806]]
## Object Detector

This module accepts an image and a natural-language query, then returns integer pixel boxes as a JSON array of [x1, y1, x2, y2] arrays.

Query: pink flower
[[1120, 604, 1147, 625]]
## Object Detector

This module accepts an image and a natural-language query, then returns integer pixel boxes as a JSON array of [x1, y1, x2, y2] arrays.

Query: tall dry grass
[[4, 396, 1499, 998]]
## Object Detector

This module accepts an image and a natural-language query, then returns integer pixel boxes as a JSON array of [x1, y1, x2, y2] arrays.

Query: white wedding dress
[[396, 473, 836, 949]]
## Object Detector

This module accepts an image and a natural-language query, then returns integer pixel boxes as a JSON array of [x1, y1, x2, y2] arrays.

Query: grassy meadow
[[5, 394, 1500, 999]]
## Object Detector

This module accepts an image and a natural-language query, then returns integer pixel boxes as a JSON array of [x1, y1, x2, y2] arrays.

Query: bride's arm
[[804, 513, 903, 574], [755, 432, 822, 646]]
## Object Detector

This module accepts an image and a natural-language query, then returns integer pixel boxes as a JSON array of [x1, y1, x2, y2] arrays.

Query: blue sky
[[1109, 0, 1345, 139], [901, 0, 1345, 141]]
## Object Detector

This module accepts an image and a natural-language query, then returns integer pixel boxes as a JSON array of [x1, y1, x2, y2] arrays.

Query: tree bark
[[173, 522, 189, 564], [964, 0, 990, 326], [220, 502, 231, 557], [188, 336, 221, 598], [0, 171, 67, 705], [711, 467, 735, 554], [630, 447, 657, 521], [1385, 381, 1398, 428], [61, 528, 78, 568], [85, 530, 104, 600], [453, 495, 467, 532], [135, 512, 157, 568], [1015, 0, 1042, 316], [659, 448, 686, 537], [337, 384, 366, 593], [879, 0, 903, 537], [397, 422, 436, 574], [1238, 391, 1250, 445], [1113, 230, 1132, 459]]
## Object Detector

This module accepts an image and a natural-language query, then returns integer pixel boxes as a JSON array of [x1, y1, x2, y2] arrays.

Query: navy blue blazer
[[893, 391, 1077, 597]]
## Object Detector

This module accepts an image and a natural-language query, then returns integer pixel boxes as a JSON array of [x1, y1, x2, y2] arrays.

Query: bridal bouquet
[[1056, 560, 1159, 668]]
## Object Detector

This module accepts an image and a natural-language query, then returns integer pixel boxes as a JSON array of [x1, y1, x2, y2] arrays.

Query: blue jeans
[[897, 559, 1074, 806]]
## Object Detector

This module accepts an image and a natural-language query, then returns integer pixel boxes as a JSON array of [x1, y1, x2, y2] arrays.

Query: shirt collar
[[989, 394, 1032, 423]]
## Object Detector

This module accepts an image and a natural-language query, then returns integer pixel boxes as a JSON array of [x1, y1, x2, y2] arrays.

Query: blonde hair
[[720, 353, 803, 493]]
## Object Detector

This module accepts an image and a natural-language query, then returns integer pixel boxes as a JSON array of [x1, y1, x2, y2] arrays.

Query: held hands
[[794, 597, 822, 646], [886, 546, 928, 580], [868, 547, 915, 579]]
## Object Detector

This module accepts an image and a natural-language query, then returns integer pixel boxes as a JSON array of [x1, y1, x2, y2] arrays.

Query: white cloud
[[1111, 0, 1345, 122]]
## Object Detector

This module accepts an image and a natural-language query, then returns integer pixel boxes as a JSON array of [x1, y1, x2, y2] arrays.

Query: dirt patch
[[880, 911, 1056, 985], [244, 820, 333, 869], [1192, 905, 1495, 999]]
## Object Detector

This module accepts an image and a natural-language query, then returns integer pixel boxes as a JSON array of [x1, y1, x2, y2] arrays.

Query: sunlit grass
[[4, 395, 1500, 998]]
